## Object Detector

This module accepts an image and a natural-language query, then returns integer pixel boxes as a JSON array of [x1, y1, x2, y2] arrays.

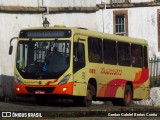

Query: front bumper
[[15, 82, 74, 96]]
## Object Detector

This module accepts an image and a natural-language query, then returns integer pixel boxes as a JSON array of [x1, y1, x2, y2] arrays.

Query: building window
[[113, 10, 128, 36], [116, 15, 125, 36], [111, 0, 131, 4]]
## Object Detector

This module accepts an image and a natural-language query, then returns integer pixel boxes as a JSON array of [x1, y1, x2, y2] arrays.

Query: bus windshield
[[16, 40, 70, 79]]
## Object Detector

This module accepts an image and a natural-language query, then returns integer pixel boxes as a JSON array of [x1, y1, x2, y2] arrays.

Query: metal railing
[[150, 56, 160, 87]]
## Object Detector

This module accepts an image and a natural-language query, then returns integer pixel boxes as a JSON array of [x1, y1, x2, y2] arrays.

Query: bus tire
[[81, 83, 93, 106], [122, 85, 132, 106], [112, 85, 132, 106], [35, 95, 48, 105], [74, 83, 93, 107]]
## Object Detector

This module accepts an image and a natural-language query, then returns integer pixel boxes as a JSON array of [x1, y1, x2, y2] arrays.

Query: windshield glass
[[16, 40, 70, 79]]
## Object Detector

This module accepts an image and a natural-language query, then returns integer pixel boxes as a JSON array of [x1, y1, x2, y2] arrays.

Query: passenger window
[[88, 37, 102, 63], [118, 42, 131, 66], [103, 40, 117, 65], [143, 46, 148, 68], [131, 44, 143, 68]]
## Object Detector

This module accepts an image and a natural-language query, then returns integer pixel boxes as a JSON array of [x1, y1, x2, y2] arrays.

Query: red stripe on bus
[[98, 68, 149, 97]]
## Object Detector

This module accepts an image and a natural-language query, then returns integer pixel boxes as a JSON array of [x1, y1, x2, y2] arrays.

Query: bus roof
[[20, 25, 148, 45]]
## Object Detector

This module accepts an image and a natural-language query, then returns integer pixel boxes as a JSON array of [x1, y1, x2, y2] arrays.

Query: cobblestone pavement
[[52, 117, 160, 120], [0, 98, 160, 119]]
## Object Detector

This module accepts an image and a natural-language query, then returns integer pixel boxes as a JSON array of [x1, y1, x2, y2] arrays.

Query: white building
[[0, 0, 160, 98]]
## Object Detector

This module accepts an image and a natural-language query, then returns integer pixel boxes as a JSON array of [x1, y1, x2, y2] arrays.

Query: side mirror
[[9, 37, 18, 55], [9, 46, 13, 55]]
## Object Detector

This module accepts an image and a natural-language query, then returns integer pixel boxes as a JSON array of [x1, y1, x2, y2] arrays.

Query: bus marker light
[[62, 88, 67, 91], [16, 88, 20, 91]]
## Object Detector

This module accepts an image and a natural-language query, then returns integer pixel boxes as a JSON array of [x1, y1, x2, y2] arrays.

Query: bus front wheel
[[74, 83, 94, 107]]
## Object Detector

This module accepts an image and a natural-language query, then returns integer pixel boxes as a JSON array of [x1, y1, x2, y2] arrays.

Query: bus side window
[[143, 46, 148, 68], [73, 42, 85, 73], [88, 37, 102, 63], [118, 42, 131, 66], [103, 40, 117, 65], [131, 44, 143, 68]]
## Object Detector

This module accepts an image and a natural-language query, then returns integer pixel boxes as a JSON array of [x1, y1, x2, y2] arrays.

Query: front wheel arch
[[73, 83, 93, 107], [88, 78, 97, 97]]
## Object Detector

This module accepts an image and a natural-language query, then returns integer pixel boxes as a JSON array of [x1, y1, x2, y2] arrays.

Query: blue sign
[[42, 65, 48, 72]]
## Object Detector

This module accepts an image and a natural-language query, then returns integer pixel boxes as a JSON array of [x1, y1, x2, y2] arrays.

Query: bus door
[[73, 35, 87, 96]]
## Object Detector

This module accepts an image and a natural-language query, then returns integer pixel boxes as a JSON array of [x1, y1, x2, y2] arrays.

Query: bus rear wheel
[[122, 85, 132, 106], [112, 85, 132, 106]]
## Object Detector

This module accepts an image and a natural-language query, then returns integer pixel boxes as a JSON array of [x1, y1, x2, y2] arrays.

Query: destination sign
[[19, 29, 71, 38]]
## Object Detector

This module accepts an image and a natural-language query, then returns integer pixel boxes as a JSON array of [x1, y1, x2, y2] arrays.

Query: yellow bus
[[9, 25, 149, 106]]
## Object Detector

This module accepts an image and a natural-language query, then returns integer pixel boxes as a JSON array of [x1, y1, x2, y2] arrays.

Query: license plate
[[35, 90, 45, 94]]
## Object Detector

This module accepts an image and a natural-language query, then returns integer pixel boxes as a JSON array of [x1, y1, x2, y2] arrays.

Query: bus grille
[[25, 87, 55, 94]]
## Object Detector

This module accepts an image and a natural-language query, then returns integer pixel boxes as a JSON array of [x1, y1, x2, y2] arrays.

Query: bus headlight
[[58, 74, 71, 85], [15, 75, 23, 84]]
